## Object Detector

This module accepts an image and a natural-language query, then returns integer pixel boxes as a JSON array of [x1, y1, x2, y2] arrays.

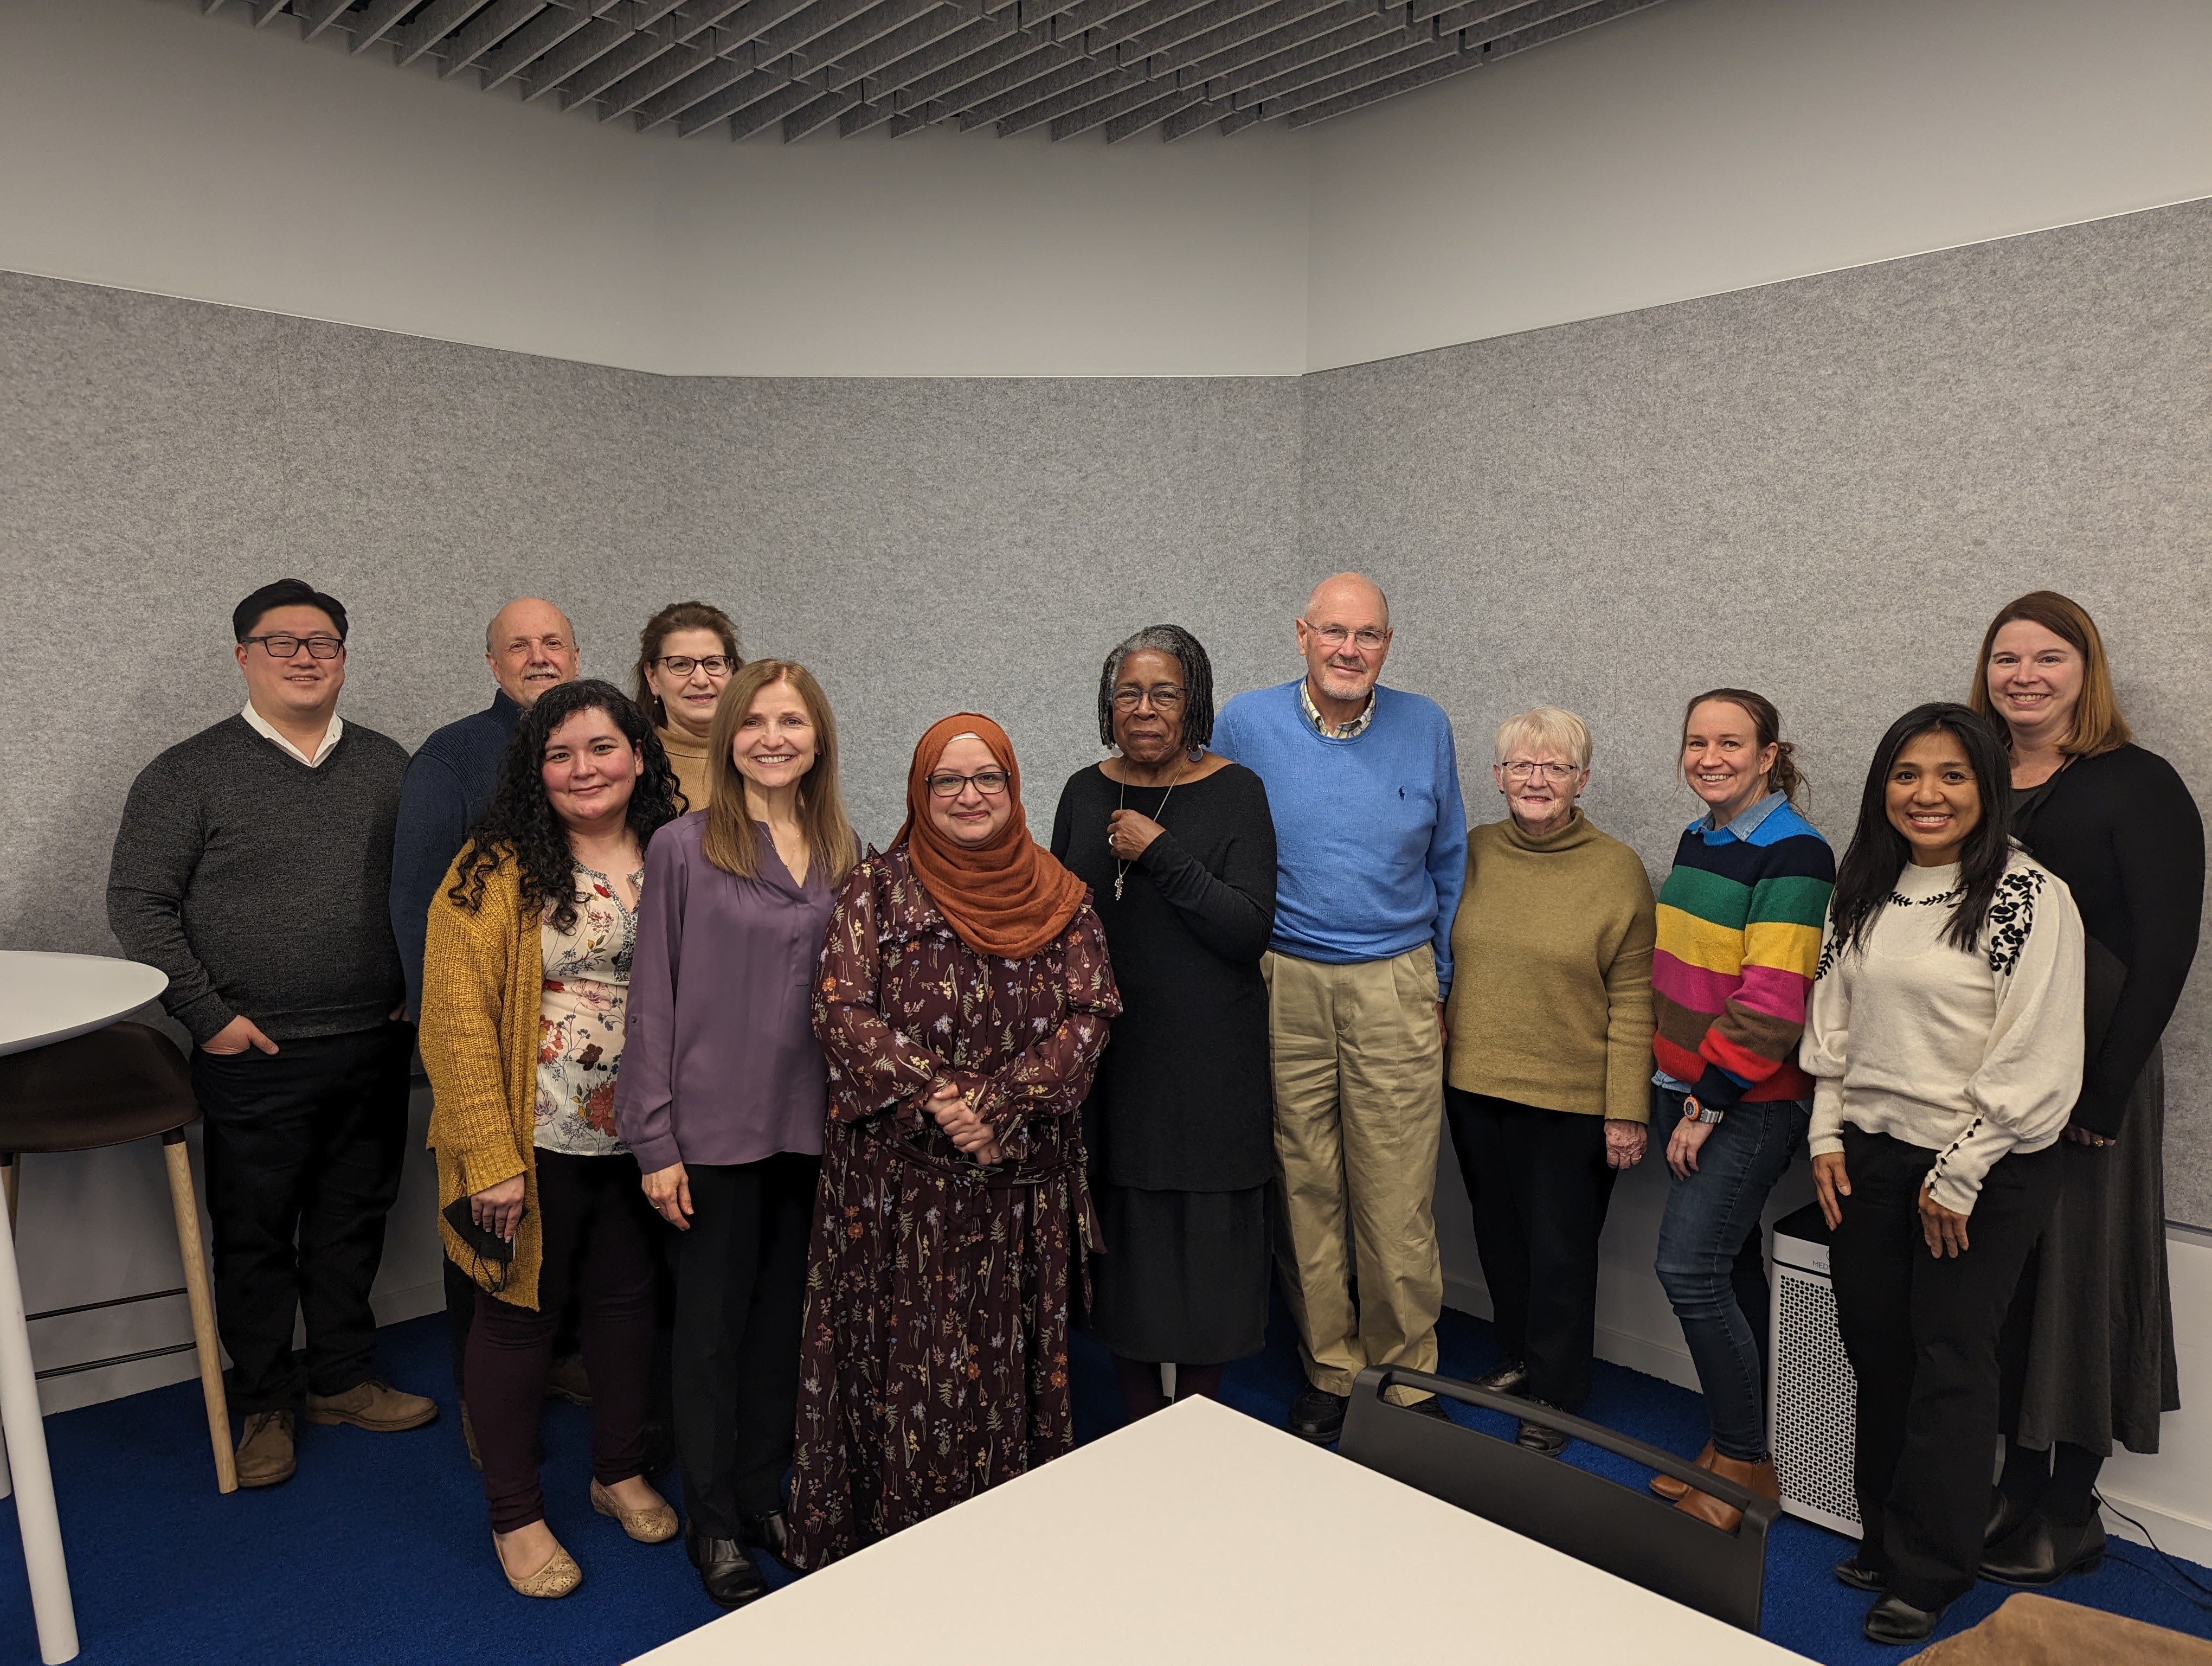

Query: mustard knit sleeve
[[1602, 854, 1659, 1124], [421, 855, 528, 1199]]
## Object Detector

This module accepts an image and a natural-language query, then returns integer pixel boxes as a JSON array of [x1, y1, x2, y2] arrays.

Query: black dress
[[2005, 743, 2205, 1455], [1050, 762, 1277, 1364]]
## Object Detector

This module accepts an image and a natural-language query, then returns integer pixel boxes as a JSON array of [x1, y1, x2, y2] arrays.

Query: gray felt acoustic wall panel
[[2, 197, 2205, 1223], [1297, 200, 2212, 1225]]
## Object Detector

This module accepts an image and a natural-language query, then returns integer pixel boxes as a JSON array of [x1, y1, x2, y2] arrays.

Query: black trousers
[[670, 1151, 820, 1536], [467, 1150, 660, 1533], [1829, 1126, 2062, 1611], [1444, 1087, 1616, 1408], [189, 1023, 414, 1414]]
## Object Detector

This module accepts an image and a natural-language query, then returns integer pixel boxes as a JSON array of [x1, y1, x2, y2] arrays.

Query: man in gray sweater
[[108, 579, 436, 1487]]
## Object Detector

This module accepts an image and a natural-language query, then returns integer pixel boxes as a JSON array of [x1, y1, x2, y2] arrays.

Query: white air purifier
[[1769, 1203, 1859, 1534]]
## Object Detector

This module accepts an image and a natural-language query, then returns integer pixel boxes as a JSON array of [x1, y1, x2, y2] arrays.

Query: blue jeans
[[1652, 1086, 1809, 1462]]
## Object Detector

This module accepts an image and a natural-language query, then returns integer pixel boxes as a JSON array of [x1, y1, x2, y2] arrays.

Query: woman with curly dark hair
[[421, 680, 685, 1598], [1804, 703, 2085, 1645]]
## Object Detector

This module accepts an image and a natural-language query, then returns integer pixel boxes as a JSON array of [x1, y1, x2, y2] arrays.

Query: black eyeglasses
[[925, 770, 1011, 798], [1111, 687, 1186, 712], [656, 655, 736, 677], [245, 635, 344, 660]]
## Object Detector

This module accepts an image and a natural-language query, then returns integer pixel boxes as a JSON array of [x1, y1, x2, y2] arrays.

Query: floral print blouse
[[534, 862, 640, 1157]]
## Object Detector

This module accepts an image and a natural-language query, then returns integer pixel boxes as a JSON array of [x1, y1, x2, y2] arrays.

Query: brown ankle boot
[[1651, 1440, 1714, 1502], [1674, 1452, 1779, 1531]]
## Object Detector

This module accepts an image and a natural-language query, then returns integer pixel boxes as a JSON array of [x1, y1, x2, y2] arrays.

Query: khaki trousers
[[1263, 946, 1444, 1401]]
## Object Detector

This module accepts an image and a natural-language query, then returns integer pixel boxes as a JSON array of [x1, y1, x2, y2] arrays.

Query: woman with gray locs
[[1441, 708, 1656, 1457], [1050, 625, 1278, 1420], [1969, 592, 2205, 1588], [616, 658, 859, 1610]]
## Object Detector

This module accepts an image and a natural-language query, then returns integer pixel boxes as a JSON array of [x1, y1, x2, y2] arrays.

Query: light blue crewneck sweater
[[1213, 678, 1468, 991]]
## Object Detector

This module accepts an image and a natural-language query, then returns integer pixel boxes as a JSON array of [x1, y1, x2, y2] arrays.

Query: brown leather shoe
[[546, 1353, 593, 1407], [305, 1379, 439, 1432], [1651, 1439, 1714, 1503], [236, 1409, 297, 1488], [1675, 1453, 1779, 1532]]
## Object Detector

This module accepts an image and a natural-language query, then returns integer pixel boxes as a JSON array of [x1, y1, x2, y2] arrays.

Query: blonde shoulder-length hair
[[1967, 589, 2131, 757], [700, 659, 857, 890]]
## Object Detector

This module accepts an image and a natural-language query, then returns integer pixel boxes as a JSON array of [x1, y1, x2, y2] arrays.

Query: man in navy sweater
[[388, 597, 579, 1018], [1212, 573, 1467, 1443], [389, 596, 578, 1436]]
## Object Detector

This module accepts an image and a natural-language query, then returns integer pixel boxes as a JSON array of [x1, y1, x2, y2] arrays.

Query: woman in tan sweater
[[422, 680, 686, 1598], [633, 600, 742, 812], [1441, 707, 1656, 1456]]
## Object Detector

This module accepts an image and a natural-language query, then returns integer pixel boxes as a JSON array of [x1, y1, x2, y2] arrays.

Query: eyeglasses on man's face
[[1500, 761, 1579, 781], [245, 635, 344, 661], [1302, 621, 1390, 653], [1111, 686, 1186, 713], [655, 655, 736, 677], [926, 769, 1011, 798]]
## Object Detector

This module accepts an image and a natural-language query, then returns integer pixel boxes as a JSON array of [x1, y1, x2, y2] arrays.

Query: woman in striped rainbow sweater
[[1645, 689, 1835, 1530]]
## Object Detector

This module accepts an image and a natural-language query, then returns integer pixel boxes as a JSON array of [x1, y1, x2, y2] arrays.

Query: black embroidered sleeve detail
[[1982, 867, 2046, 977]]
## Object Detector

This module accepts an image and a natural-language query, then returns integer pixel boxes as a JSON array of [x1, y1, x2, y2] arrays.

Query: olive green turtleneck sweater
[[1443, 809, 1657, 1122]]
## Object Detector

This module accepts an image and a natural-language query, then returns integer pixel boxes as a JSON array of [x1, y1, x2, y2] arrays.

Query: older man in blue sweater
[[1213, 572, 1467, 1441]]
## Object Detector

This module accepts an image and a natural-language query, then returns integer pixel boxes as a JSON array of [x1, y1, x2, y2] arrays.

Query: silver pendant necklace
[[1113, 755, 1187, 902]]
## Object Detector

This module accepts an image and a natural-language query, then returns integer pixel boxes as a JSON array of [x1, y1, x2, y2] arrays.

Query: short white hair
[[1493, 707, 1592, 770]]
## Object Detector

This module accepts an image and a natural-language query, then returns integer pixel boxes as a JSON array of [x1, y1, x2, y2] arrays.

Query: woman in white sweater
[[1803, 702, 2084, 1648]]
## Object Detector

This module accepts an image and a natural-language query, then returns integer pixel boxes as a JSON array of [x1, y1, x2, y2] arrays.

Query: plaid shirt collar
[[1300, 678, 1376, 740]]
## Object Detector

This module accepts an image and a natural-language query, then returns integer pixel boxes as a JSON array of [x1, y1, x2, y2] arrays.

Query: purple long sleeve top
[[613, 812, 834, 1172]]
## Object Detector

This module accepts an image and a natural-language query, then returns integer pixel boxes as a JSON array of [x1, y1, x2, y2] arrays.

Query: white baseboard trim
[[2099, 1489, 2212, 1571], [1443, 1277, 1701, 1394], [35, 1278, 451, 1415]]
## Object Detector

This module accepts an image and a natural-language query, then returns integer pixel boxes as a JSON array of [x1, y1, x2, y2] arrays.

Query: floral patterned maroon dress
[[785, 843, 1120, 1570]]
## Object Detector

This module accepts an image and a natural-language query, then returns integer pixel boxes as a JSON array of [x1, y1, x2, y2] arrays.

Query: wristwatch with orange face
[[1684, 1094, 1725, 1125]]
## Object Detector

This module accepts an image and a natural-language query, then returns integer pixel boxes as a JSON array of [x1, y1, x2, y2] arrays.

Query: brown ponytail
[[1681, 688, 1806, 806]]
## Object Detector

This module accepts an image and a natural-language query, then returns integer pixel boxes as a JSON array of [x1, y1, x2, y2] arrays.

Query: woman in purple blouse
[[613, 659, 858, 1611]]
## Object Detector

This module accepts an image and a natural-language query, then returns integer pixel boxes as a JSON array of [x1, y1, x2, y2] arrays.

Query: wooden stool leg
[[162, 1131, 236, 1495]]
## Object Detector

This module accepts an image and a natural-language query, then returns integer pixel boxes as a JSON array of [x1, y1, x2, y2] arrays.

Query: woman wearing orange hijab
[[784, 716, 1121, 1570]]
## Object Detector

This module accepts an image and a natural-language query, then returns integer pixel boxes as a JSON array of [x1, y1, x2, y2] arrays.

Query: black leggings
[[466, 1150, 660, 1533]]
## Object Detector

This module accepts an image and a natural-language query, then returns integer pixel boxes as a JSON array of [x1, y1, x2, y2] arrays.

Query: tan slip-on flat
[[497, 1535, 582, 1599], [591, 1477, 679, 1543]]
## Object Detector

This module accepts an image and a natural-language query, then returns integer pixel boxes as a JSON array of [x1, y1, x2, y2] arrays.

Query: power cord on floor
[[2098, 1490, 2212, 1611]]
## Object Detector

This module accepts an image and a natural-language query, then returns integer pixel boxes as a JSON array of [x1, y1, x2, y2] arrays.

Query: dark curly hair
[[446, 680, 684, 933], [1096, 624, 1216, 752]]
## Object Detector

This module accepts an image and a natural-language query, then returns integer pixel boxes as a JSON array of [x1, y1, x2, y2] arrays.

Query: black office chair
[[1340, 1364, 1775, 1632]]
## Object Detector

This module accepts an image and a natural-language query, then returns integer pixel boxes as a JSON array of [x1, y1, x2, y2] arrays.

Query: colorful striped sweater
[[1651, 794, 1834, 1108]]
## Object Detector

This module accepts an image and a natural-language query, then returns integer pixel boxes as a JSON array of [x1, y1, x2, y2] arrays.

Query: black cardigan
[[2015, 744, 2205, 1139], [1050, 762, 1277, 1192]]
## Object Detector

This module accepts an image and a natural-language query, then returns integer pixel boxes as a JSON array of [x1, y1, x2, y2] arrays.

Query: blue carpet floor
[[3, 1302, 2206, 1664]]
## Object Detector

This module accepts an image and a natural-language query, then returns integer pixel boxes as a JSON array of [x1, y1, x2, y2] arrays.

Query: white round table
[[0, 951, 169, 1665]]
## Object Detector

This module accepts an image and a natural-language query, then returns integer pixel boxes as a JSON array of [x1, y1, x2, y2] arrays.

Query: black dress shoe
[[1862, 1593, 1944, 1645], [1289, 1386, 1349, 1443], [1832, 1555, 1886, 1592], [1407, 1395, 1451, 1421], [1980, 1510, 2106, 1586], [685, 1525, 770, 1609], [1515, 1401, 1568, 1457], [1985, 1486, 2036, 1548], [1470, 1359, 1530, 1398], [738, 1509, 789, 1560]]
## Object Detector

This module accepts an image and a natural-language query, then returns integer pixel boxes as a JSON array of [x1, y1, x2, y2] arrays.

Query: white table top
[[632, 1394, 1812, 1665], [0, 952, 168, 1059]]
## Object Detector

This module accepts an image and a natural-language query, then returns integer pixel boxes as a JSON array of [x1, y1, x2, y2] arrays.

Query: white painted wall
[[1301, 0, 2212, 370], [0, 0, 1310, 376]]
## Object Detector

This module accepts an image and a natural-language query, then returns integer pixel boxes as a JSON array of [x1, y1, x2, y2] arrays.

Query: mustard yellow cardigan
[[420, 846, 550, 1310]]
